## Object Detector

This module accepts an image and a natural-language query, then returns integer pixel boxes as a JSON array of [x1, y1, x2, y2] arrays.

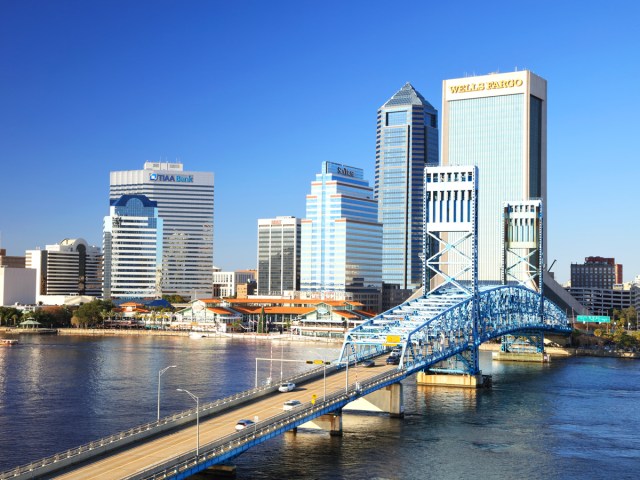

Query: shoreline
[[4, 328, 638, 357], [54, 328, 344, 344]]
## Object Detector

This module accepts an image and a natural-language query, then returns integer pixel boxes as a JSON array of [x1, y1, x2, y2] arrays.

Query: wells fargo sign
[[449, 78, 524, 94]]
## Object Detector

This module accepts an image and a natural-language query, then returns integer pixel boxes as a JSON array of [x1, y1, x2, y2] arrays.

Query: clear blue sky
[[1, 0, 638, 284]]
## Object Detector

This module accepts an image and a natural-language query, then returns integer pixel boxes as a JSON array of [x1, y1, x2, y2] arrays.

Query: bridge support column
[[342, 383, 404, 418], [194, 464, 237, 478], [300, 411, 343, 436], [416, 371, 489, 388]]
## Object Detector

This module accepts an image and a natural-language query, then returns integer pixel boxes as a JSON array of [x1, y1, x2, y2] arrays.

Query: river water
[[1, 334, 639, 479]]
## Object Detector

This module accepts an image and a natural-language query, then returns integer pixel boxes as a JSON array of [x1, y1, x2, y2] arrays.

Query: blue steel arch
[[339, 285, 571, 376]]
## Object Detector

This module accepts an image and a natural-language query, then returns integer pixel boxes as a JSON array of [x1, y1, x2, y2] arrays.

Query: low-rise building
[[175, 297, 375, 337]]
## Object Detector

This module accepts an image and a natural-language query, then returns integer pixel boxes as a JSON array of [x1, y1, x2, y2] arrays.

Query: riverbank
[[54, 328, 343, 343], [479, 342, 639, 359]]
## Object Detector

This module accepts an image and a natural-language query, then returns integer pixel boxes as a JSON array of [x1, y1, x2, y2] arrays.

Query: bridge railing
[[120, 367, 409, 480], [0, 362, 337, 480]]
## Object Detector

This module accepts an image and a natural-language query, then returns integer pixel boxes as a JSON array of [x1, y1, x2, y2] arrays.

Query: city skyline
[[1, 1, 639, 283]]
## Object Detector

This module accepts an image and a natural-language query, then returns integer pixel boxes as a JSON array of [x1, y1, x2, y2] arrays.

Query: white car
[[278, 382, 296, 392], [283, 399, 301, 411], [235, 419, 255, 431]]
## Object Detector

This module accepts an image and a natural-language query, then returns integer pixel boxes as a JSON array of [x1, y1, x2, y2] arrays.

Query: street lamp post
[[157, 365, 176, 421], [176, 388, 200, 457]]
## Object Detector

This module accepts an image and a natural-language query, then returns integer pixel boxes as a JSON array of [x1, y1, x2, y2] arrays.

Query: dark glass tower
[[375, 83, 439, 292]]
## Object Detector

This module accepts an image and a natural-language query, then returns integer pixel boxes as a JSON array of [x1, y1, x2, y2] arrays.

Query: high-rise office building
[[103, 195, 163, 300], [26, 238, 102, 298], [375, 83, 439, 294], [442, 70, 547, 283], [257, 216, 301, 296], [110, 162, 214, 299], [301, 162, 382, 310]]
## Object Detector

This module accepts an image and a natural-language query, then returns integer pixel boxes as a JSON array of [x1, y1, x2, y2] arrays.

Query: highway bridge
[[0, 281, 570, 480]]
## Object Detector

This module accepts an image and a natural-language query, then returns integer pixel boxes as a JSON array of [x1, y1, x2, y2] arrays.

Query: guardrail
[[0, 362, 340, 480], [120, 367, 408, 479]]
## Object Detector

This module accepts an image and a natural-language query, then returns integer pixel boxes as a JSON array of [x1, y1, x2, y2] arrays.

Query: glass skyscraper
[[442, 70, 547, 283], [375, 83, 439, 293], [110, 162, 214, 299], [300, 162, 382, 310], [103, 194, 163, 300]]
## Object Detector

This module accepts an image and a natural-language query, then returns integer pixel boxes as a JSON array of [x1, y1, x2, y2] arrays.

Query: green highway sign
[[577, 315, 610, 324]]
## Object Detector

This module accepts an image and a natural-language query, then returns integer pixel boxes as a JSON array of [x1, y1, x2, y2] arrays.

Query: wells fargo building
[[442, 70, 547, 283]]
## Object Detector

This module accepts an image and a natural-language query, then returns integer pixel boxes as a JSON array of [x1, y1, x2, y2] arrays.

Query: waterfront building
[[300, 162, 382, 311], [442, 70, 546, 283], [175, 297, 374, 337], [375, 83, 438, 299], [571, 256, 622, 289], [212, 268, 257, 298], [25, 238, 102, 299], [110, 162, 214, 299], [103, 195, 163, 301], [257, 216, 301, 296]]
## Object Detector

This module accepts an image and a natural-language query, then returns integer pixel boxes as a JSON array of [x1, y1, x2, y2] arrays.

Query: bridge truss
[[338, 166, 571, 375]]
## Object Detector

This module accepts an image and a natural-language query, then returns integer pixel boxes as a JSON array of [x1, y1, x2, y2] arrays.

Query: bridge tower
[[498, 200, 547, 358], [421, 165, 482, 377]]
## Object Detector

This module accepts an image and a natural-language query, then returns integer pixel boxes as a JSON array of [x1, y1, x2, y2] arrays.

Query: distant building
[[300, 162, 382, 311], [236, 280, 256, 299], [567, 285, 636, 316], [212, 268, 257, 298], [571, 257, 622, 289], [376, 83, 438, 297], [0, 267, 36, 306], [103, 195, 163, 300], [257, 216, 301, 296], [25, 238, 102, 299], [110, 161, 214, 299], [0, 249, 25, 268]]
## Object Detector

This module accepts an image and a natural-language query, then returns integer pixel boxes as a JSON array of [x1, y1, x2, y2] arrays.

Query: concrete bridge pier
[[300, 410, 343, 436], [193, 464, 237, 478], [342, 382, 405, 418], [416, 371, 489, 388]]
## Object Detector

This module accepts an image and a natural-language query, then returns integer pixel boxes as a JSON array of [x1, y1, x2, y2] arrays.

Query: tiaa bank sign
[[149, 173, 194, 183]]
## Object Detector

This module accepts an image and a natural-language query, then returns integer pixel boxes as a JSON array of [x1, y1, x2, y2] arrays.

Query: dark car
[[386, 355, 400, 365], [361, 359, 375, 368]]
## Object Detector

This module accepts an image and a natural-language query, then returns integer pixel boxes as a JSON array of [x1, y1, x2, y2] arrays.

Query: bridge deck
[[52, 361, 398, 479]]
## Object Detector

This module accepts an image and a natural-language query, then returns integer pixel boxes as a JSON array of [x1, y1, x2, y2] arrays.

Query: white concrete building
[[212, 268, 256, 298], [25, 238, 101, 299], [110, 162, 214, 299], [0, 267, 36, 306]]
